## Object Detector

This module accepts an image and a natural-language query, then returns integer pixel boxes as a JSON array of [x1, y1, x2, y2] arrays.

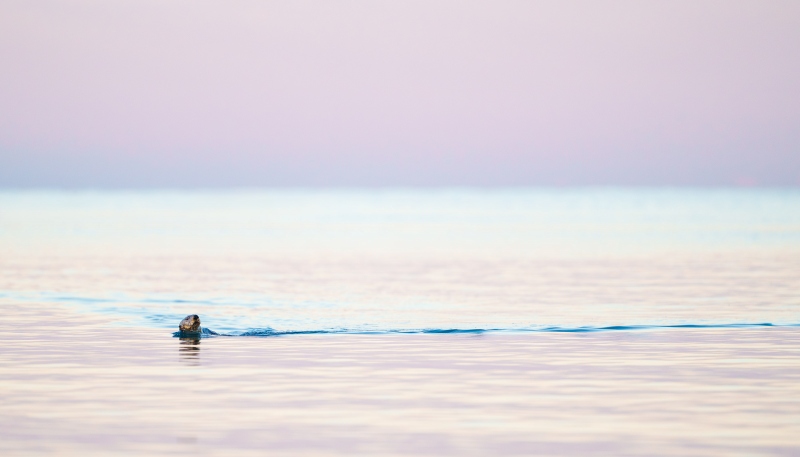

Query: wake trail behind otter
[[173, 322, 797, 338]]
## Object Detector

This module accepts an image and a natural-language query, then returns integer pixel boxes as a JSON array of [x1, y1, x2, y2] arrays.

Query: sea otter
[[177, 315, 218, 337]]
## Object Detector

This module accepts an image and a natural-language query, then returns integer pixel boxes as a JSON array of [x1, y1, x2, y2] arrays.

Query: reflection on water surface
[[179, 338, 201, 365]]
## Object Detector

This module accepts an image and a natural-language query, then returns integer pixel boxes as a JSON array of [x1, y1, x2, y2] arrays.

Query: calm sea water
[[1, 188, 799, 455]]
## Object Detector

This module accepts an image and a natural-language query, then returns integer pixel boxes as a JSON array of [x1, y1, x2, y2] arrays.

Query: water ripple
[[173, 322, 796, 338]]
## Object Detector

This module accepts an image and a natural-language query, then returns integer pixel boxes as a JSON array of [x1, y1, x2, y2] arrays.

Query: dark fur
[[178, 314, 201, 334]]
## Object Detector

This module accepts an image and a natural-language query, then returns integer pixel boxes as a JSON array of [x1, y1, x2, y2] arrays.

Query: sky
[[1, 0, 799, 188]]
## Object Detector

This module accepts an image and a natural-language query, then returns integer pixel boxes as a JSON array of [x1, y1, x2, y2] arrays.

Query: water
[[1, 188, 799, 455]]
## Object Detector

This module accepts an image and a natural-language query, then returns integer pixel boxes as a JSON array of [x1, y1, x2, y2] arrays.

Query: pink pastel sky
[[1, 0, 798, 187]]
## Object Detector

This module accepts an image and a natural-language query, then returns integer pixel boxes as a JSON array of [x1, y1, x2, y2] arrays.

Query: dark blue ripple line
[[173, 322, 797, 338]]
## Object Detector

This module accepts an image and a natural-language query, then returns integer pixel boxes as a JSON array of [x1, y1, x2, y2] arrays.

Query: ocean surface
[[1, 188, 799, 455]]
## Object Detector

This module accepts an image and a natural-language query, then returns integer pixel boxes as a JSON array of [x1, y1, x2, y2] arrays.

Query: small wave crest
[[173, 322, 795, 338]]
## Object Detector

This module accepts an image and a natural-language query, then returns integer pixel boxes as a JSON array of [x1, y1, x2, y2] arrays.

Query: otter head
[[179, 314, 201, 334]]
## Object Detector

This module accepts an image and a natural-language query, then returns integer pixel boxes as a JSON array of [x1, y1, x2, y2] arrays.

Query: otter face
[[179, 314, 201, 334]]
